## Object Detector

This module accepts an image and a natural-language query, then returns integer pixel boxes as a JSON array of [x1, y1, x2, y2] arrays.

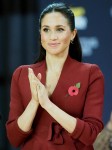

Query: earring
[[70, 40, 74, 44]]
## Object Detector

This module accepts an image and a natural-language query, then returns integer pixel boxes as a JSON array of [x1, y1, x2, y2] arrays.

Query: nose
[[50, 31, 58, 40]]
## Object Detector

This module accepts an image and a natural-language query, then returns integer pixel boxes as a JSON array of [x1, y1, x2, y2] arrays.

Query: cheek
[[62, 37, 71, 44], [61, 33, 71, 44], [41, 33, 47, 42]]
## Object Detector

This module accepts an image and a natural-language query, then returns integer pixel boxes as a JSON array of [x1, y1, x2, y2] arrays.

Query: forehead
[[41, 12, 69, 26]]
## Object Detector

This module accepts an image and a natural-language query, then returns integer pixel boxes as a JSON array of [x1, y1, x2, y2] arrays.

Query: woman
[[6, 3, 104, 150]]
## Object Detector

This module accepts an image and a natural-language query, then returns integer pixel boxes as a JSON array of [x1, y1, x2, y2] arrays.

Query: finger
[[28, 68, 35, 77], [28, 68, 32, 81], [28, 69, 42, 88], [28, 68, 33, 78], [28, 68, 37, 81], [36, 78, 43, 91], [37, 73, 42, 81], [28, 68, 37, 88], [28, 68, 41, 84], [28, 68, 33, 74], [37, 76, 43, 86]]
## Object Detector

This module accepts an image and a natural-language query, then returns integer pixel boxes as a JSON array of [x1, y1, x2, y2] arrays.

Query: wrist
[[43, 98, 52, 110], [31, 98, 39, 106]]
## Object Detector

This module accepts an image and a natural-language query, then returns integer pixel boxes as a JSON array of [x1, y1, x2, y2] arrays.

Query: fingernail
[[38, 73, 41, 76], [28, 68, 32, 72]]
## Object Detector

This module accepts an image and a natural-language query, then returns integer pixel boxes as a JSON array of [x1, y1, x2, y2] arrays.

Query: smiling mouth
[[48, 43, 60, 47]]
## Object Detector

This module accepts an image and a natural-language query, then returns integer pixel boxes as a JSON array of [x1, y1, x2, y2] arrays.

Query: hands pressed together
[[27, 68, 76, 135], [28, 68, 50, 108]]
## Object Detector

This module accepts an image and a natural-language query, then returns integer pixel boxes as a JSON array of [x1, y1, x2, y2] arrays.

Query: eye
[[57, 28, 64, 32], [43, 28, 50, 32]]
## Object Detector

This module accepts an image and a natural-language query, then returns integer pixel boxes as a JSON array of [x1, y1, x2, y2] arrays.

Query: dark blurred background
[[0, 0, 112, 150]]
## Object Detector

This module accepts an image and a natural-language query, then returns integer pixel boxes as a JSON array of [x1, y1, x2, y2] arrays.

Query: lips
[[48, 43, 60, 47]]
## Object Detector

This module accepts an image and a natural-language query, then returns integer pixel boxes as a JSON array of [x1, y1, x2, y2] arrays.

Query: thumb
[[37, 73, 42, 81]]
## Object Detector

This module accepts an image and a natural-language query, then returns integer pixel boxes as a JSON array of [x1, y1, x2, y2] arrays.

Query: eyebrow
[[41, 25, 66, 28]]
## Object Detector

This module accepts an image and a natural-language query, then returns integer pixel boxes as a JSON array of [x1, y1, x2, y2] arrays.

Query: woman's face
[[40, 12, 76, 56]]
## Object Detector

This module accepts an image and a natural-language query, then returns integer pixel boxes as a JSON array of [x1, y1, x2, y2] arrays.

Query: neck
[[46, 52, 68, 71]]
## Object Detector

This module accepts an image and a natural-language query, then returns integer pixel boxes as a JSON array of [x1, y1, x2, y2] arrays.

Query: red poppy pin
[[67, 82, 81, 96]]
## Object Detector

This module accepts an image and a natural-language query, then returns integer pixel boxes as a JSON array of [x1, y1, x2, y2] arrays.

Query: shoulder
[[83, 63, 103, 77], [79, 62, 104, 84], [82, 62, 104, 79], [69, 58, 104, 83], [71, 57, 99, 69], [71, 58, 103, 76]]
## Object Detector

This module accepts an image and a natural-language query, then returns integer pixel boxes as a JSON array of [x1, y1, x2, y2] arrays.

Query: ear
[[71, 29, 77, 41]]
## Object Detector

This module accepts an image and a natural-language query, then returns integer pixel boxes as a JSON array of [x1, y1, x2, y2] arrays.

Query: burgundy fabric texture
[[6, 56, 104, 150]]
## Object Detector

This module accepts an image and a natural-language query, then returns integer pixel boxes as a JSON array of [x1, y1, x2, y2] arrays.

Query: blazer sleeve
[[6, 66, 33, 148], [70, 64, 104, 146]]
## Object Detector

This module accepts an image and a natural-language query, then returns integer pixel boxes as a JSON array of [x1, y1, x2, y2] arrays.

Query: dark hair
[[35, 2, 82, 63]]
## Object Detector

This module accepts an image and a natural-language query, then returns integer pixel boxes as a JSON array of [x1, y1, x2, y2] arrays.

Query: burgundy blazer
[[6, 56, 104, 150]]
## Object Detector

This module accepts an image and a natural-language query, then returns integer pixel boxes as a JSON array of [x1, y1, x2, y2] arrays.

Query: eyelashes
[[42, 28, 65, 33], [43, 28, 49, 32]]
